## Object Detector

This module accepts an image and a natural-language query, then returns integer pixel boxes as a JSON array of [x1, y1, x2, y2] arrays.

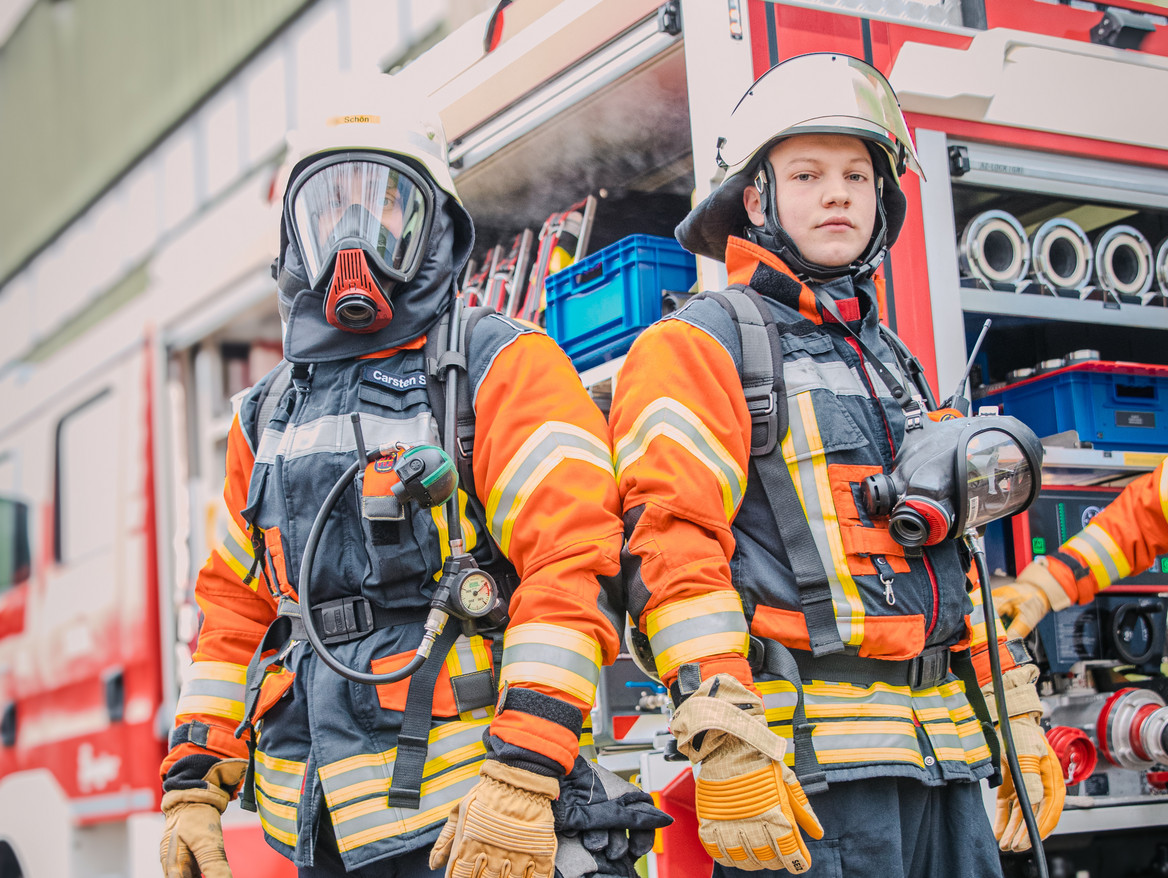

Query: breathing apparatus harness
[[234, 297, 510, 811], [676, 288, 1051, 870]]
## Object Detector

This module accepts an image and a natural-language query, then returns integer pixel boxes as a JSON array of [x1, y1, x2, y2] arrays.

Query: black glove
[[553, 756, 673, 878]]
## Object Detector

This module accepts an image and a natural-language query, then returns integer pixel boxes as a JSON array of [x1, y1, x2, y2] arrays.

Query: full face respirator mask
[[285, 152, 436, 333], [861, 409, 1044, 548]]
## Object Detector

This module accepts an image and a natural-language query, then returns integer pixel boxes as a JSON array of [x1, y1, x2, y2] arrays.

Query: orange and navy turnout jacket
[[1043, 460, 1168, 602], [161, 313, 623, 869], [610, 238, 1008, 786]]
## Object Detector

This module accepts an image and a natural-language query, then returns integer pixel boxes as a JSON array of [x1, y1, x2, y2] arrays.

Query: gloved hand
[[429, 759, 559, 878], [159, 758, 248, 878], [553, 756, 673, 878], [982, 664, 1066, 852], [993, 557, 1072, 639], [669, 674, 823, 873]]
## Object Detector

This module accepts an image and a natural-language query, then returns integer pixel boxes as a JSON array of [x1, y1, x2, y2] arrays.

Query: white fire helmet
[[676, 53, 923, 280]]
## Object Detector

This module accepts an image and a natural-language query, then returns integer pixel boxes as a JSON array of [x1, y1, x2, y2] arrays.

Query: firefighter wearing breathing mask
[[995, 460, 1168, 639], [157, 76, 642, 878], [609, 54, 1064, 876]]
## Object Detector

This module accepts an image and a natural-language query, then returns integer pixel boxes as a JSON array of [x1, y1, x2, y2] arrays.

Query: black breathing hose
[[971, 533, 1050, 878], [297, 457, 442, 685]]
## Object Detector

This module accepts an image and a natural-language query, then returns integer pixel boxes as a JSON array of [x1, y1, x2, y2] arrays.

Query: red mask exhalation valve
[[325, 249, 394, 333]]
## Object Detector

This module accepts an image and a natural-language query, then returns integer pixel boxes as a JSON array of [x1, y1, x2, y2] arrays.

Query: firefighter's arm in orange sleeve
[[1051, 462, 1168, 601], [996, 462, 1168, 640], [609, 316, 755, 692], [472, 327, 624, 775], [160, 413, 278, 782]]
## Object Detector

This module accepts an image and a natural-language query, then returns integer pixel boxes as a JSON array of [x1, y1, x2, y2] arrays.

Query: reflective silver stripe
[[319, 721, 489, 807], [331, 767, 480, 852], [784, 358, 867, 397], [256, 412, 438, 464], [501, 641, 600, 693], [255, 752, 306, 803], [178, 677, 246, 703], [647, 611, 749, 663], [256, 789, 299, 846], [613, 402, 744, 516], [487, 424, 612, 545], [784, 392, 860, 645], [1067, 529, 1120, 587]]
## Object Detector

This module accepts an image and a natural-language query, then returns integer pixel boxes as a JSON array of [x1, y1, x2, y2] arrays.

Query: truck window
[[54, 389, 118, 563], [0, 496, 30, 596]]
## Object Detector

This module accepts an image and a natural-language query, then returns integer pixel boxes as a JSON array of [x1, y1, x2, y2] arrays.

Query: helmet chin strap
[[745, 161, 889, 283]]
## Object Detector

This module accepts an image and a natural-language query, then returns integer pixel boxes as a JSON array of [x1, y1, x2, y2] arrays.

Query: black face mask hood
[[278, 185, 473, 363]]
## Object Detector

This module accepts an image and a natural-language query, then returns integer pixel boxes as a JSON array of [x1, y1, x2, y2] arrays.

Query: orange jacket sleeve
[[475, 328, 624, 773], [160, 414, 277, 779], [608, 317, 755, 691], [1044, 462, 1168, 604]]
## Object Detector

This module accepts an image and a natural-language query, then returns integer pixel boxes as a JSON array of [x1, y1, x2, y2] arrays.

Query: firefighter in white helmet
[[156, 74, 669, 878], [610, 53, 1063, 876]]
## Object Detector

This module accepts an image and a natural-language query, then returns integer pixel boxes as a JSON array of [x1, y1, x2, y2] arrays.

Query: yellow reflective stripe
[[812, 720, 918, 738], [430, 490, 477, 581], [256, 789, 298, 846], [319, 719, 490, 808], [817, 747, 925, 767], [175, 662, 247, 721], [486, 422, 613, 555], [645, 592, 749, 674], [333, 761, 481, 852], [501, 623, 601, 703], [614, 399, 746, 521], [783, 393, 864, 646], [1086, 521, 1132, 580]]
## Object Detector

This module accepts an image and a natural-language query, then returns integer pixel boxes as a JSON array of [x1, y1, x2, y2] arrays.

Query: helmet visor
[[289, 154, 433, 288], [720, 53, 921, 178]]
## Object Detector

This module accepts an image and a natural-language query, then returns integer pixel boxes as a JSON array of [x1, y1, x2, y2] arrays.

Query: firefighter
[[996, 461, 1168, 639], [157, 75, 633, 878], [609, 54, 1064, 876]]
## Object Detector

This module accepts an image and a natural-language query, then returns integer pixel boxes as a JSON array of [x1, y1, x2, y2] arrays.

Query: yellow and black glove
[[429, 759, 559, 878], [159, 758, 247, 878], [993, 557, 1072, 640], [670, 674, 823, 874], [982, 664, 1066, 852]]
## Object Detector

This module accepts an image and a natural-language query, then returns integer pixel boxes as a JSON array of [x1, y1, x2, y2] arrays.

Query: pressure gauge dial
[[453, 569, 496, 619]]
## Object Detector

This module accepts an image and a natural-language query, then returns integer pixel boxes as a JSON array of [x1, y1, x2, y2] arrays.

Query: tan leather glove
[[670, 674, 823, 874], [982, 665, 1066, 852], [429, 759, 559, 878], [159, 758, 248, 878], [993, 558, 1072, 639]]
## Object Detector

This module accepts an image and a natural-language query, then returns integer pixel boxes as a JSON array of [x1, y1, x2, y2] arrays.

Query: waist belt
[[283, 595, 430, 645], [778, 644, 953, 691]]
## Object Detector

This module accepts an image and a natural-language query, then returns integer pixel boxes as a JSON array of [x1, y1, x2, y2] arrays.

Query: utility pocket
[[254, 667, 296, 726], [781, 389, 868, 464], [371, 635, 496, 719], [356, 458, 442, 594]]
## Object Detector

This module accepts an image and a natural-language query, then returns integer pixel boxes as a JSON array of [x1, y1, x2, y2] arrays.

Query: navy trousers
[[711, 777, 1003, 878]]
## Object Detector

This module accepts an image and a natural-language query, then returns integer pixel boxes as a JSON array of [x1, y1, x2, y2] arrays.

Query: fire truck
[[2, 1, 1168, 876]]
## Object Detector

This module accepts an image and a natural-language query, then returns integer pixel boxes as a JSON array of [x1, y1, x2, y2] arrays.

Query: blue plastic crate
[[545, 235, 697, 372], [978, 361, 1168, 451]]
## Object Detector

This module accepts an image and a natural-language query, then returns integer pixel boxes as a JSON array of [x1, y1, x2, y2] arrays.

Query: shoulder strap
[[702, 285, 786, 456], [254, 360, 294, 438], [425, 306, 493, 492], [704, 286, 845, 659]]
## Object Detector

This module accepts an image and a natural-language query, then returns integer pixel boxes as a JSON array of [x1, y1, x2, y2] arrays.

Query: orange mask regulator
[[285, 152, 436, 334]]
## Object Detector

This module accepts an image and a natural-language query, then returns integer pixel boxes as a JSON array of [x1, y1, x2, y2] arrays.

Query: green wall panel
[[0, 0, 313, 282]]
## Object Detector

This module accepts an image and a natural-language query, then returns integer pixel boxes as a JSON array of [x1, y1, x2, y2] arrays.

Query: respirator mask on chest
[[861, 407, 1044, 548], [286, 152, 436, 333]]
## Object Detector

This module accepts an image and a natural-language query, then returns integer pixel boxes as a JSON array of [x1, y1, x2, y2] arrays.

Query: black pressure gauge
[[451, 569, 497, 619]]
